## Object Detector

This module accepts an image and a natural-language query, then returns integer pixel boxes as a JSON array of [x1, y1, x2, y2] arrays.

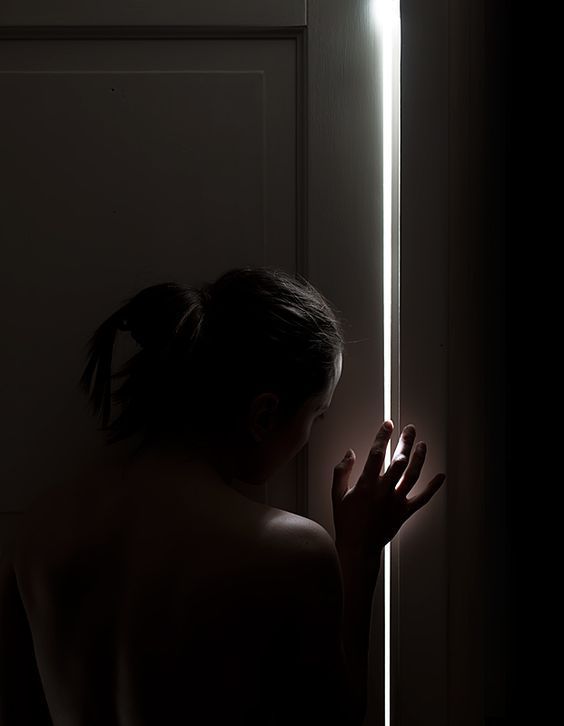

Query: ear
[[247, 392, 281, 443]]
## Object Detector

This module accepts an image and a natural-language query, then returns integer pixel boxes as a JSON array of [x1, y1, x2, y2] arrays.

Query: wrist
[[335, 541, 383, 580]]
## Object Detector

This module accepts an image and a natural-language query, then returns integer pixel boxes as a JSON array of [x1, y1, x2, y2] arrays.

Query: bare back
[[10, 458, 316, 725]]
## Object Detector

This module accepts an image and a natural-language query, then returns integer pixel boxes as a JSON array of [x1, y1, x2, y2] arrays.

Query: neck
[[128, 435, 255, 492], [99, 430, 266, 496]]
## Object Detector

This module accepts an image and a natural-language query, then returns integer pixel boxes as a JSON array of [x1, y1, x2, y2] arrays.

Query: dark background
[[483, 0, 510, 722]]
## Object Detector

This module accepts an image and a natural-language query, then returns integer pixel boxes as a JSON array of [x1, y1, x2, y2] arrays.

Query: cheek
[[289, 419, 314, 454], [275, 413, 316, 461]]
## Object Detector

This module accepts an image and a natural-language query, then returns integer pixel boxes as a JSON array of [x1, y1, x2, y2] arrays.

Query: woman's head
[[79, 266, 346, 484]]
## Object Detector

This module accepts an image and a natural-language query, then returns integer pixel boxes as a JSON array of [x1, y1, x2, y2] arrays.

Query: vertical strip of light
[[372, 2, 401, 725]]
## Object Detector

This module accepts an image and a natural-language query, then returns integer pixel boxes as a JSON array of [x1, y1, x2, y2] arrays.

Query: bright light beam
[[372, 2, 401, 726]]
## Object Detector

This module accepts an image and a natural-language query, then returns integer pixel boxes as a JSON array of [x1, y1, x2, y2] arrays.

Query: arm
[[331, 421, 446, 723], [335, 545, 382, 724]]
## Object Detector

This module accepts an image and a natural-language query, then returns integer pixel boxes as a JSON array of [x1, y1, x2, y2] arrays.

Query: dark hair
[[79, 266, 347, 451]]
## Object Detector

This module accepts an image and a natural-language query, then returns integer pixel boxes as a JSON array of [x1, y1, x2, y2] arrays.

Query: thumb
[[332, 449, 355, 506]]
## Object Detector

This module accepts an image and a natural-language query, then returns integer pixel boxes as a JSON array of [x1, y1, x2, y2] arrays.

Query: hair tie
[[115, 312, 151, 348], [117, 288, 209, 349]]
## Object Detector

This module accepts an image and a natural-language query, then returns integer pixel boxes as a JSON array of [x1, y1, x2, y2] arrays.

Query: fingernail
[[384, 420, 393, 432]]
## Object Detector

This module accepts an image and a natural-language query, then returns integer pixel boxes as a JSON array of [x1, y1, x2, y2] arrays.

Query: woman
[[0, 266, 445, 725]]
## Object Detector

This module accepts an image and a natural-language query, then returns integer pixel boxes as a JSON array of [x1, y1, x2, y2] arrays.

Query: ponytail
[[79, 282, 204, 442], [79, 303, 132, 430]]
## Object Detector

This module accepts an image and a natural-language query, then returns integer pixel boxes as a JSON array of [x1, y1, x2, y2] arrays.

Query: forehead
[[335, 350, 343, 379]]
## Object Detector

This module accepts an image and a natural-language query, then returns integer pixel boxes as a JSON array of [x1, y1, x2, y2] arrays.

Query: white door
[[0, 0, 386, 556]]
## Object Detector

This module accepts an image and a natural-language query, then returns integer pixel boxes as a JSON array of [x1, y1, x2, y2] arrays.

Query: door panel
[[0, 33, 302, 512]]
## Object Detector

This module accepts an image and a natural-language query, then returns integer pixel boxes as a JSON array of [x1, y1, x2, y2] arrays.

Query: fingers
[[405, 473, 446, 515], [332, 449, 356, 507], [393, 439, 426, 497], [392, 424, 416, 462], [359, 420, 394, 485], [380, 424, 416, 490]]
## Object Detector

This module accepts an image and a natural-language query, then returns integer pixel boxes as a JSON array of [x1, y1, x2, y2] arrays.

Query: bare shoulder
[[264, 509, 340, 580], [271, 511, 335, 549]]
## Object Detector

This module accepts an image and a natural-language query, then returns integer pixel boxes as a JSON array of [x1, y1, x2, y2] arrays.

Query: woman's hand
[[332, 420, 446, 565]]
